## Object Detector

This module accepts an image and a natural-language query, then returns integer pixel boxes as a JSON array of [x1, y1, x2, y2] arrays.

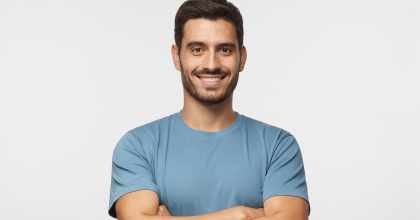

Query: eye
[[220, 48, 232, 55], [192, 47, 204, 54]]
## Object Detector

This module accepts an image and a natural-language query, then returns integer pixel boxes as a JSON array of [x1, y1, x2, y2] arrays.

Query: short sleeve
[[108, 132, 158, 218], [262, 133, 310, 212]]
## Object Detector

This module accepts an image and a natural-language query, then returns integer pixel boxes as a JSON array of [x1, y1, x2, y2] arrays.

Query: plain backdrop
[[0, 0, 419, 219]]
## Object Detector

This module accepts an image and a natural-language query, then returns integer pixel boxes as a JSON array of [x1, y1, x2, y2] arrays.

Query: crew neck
[[175, 110, 243, 140]]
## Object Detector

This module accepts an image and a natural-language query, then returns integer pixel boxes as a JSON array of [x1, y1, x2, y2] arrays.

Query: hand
[[232, 206, 265, 220], [157, 205, 172, 216], [243, 207, 265, 220]]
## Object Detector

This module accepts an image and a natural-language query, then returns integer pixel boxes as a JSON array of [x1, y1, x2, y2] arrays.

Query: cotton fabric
[[108, 111, 309, 218]]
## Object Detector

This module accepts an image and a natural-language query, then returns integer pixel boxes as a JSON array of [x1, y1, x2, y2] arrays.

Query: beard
[[180, 61, 239, 106]]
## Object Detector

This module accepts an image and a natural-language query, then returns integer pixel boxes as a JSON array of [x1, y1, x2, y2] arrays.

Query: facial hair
[[180, 61, 239, 106]]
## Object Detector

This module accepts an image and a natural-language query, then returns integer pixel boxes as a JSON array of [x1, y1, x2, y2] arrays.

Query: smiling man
[[108, 0, 309, 220]]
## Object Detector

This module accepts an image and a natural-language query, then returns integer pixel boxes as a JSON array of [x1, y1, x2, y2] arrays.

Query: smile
[[202, 77, 221, 82], [196, 75, 227, 85]]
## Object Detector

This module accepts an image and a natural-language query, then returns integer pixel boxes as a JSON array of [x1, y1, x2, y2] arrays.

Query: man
[[108, 0, 310, 219]]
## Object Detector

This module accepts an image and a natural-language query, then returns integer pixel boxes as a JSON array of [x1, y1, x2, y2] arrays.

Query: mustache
[[192, 68, 230, 76]]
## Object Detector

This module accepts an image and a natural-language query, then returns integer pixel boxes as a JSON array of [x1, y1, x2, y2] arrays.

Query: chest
[[154, 134, 268, 215]]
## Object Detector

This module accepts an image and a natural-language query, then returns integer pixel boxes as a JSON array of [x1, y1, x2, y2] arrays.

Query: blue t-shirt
[[108, 111, 309, 218]]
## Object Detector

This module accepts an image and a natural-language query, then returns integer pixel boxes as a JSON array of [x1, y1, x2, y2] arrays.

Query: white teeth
[[202, 78, 220, 82]]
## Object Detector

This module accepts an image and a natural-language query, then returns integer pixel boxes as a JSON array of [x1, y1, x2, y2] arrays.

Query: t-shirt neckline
[[175, 110, 243, 140]]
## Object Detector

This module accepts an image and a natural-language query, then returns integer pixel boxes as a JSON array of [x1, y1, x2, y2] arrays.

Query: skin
[[157, 196, 309, 220], [115, 18, 309, 220]]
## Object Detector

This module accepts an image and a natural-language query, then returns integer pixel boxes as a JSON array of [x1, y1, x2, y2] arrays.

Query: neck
[[181, 90, 237, 132]]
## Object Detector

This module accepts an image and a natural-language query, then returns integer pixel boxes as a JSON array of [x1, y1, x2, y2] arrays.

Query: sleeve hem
[[108, 186, 159, 218], [263, 190, 310, 215]]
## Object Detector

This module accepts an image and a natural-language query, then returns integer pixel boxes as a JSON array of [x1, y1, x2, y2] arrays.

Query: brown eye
[[193, 48, 202, 53], [220, 48, 231, 55]]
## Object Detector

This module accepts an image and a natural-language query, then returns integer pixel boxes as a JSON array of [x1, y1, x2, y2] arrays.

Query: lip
[[195, 75, 227, 86]]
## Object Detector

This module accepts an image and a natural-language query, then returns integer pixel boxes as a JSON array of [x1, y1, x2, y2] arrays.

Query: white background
[[1, 0, 419, 219]]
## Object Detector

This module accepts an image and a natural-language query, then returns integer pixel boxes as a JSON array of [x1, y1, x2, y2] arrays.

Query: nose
[[202, 50, 221, 72]]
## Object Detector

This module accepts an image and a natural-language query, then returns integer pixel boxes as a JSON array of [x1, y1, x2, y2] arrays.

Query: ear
[[171, 44, 181, 71], [239, 46, 247, 72]]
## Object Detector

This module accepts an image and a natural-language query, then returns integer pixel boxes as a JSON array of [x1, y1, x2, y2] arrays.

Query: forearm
[[119, 206, 253, 220], [115, 191, 264, 220], [137, 208, 239, 220]]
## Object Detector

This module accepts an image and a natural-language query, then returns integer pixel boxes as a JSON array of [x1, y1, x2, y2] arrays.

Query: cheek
[[223, 60, 240, 73], [182, 59, 202, 74]]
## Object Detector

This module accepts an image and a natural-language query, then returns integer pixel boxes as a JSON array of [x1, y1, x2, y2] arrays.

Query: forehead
[[182, 18, 237, 46]]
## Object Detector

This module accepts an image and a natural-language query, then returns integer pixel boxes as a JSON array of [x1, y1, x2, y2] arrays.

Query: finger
[[161, 205, 171, 216]]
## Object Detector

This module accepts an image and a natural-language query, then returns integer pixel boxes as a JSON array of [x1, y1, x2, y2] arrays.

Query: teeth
[[202, 78, 220, 82]]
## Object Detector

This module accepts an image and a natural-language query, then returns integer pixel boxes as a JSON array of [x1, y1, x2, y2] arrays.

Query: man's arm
[[115, 190, 265, 220], [155, 196, 308, 220], [254, 196, 309, 220]]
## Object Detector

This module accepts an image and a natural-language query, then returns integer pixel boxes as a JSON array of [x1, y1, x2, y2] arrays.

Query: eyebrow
[[218, 42, 236, 48], [186, 41, 206, 47], [186, 41, 237, 48]]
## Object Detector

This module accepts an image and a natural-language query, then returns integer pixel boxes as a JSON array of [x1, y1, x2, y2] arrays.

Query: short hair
[[174, 0, 244, 51]]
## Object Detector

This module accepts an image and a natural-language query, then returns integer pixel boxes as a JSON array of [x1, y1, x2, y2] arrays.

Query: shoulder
[[129, 112, 176, 138], [241, 114, 293, 141], [116, 113, 177, 153], [240, 114, 299, 156]]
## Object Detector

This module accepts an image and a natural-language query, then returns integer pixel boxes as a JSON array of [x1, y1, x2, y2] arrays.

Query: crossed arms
[[115, 190, 309, 220]]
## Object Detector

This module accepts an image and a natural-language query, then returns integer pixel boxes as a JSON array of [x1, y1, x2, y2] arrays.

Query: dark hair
[[174, 0, 244, 51]]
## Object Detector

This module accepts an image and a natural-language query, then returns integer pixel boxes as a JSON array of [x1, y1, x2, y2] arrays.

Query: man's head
[[171, 0, 247, 106]]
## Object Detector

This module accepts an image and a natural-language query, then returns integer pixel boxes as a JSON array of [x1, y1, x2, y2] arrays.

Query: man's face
[[172, 18, 246, 106]]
